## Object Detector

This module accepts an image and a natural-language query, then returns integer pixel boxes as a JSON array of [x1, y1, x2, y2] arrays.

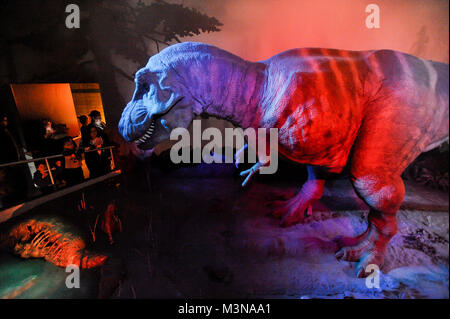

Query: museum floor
[[0, 162, 448, 299]]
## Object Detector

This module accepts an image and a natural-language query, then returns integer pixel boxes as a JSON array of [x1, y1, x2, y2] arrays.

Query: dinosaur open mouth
[[132, 97, 184, 148], [134, 119, 156, 147]]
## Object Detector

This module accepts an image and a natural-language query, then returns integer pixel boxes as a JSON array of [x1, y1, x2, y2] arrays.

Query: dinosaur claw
[[274, 194, 313, 226], [280, 211, 304, 227], [306, 203, 313, 217], [239, 162, 263, 187], [356, 266, 366, 278], [333, 225, 389, 277], [335, 250, 344, 260]]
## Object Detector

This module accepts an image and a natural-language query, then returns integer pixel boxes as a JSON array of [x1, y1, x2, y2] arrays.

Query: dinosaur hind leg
[[335, 173, 405, 277], [272, 165, 326, 226], [335, 104, 423, 277]]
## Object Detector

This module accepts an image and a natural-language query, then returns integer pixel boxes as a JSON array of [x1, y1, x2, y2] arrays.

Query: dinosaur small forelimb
[[234, 144, 248, 168], [240, 161, 266, 187]]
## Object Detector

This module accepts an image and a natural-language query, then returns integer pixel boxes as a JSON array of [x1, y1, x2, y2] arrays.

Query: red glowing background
[[184, 0, 449, 63]]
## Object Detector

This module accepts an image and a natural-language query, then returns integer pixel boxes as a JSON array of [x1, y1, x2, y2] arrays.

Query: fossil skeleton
[[0, 219, 107, 268]]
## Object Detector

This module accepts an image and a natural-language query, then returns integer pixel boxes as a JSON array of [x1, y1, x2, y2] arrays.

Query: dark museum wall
[[0, 0, 448, 155]]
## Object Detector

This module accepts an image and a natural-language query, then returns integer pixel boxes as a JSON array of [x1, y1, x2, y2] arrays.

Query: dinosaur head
[[119, 42, 251, 154], [119, 47, 197, 152]]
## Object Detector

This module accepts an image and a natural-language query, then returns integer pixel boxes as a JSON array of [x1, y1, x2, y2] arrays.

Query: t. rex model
[[119, 42, 449, 277]]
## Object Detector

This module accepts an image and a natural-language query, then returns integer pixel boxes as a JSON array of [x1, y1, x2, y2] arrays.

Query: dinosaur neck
[[191, 59, 266, 129]]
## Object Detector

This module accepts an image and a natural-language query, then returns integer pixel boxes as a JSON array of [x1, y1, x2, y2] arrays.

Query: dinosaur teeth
[[135, 120, 156, 145]]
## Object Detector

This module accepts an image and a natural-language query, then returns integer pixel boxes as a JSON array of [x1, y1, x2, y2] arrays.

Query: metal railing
[[0, 146, 117, 187]]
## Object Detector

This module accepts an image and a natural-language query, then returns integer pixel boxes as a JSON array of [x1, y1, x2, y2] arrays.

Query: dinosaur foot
[[334, 225, 389, 278], [266, 189, 298, 202], [271, 192, 314, 227]]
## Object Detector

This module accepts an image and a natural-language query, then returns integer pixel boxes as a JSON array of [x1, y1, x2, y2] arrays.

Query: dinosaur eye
[[160, 118, 169, 130], [142, 83, 149, 91]]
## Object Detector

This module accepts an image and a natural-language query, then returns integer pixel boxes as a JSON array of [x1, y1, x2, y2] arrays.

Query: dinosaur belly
[[277, 126, 354, 173], [271, 97, 362, 173]]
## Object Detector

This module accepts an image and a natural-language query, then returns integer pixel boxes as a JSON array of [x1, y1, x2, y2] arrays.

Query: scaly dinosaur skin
[[119, 42, 449, 277]]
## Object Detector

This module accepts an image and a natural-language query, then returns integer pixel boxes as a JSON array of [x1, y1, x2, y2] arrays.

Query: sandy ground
[[0, 162, 448, 299]]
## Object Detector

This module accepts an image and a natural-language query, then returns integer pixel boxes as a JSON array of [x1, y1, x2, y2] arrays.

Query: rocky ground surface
[[0, 162, 448, 299]]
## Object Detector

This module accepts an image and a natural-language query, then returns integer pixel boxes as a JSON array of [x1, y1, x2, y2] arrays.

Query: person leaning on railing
[[82, 125, 110, 178], [33, 161, 53, 194], [61, 136, 84, 186]]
